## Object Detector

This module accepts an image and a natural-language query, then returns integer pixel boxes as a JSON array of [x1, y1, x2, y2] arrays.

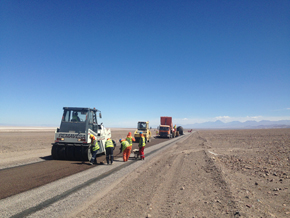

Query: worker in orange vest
[[126, 132, 135, 148]]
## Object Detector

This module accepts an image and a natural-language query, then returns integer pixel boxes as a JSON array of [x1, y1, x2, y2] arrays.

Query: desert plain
[[0, 127, 289, 217]]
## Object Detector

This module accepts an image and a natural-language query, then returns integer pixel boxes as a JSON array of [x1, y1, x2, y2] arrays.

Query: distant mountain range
[[180, 120, 290, 129]]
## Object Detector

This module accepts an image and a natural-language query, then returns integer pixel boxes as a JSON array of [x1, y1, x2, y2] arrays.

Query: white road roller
[[51, 107, 112, 161]]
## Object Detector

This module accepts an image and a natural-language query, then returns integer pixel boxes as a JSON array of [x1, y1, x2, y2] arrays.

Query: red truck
[[158, 116, 175, 138]]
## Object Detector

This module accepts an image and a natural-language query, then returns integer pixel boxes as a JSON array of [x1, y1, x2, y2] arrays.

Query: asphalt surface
[[0, 137, 169, 200]]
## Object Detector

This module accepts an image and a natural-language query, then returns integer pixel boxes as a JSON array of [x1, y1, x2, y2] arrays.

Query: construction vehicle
[[158, 116, 174, 138], [177, 126, 184, 135], [134, 121, 152, 143], [158, 116, 183, 138], [51, 107, 111, 161]]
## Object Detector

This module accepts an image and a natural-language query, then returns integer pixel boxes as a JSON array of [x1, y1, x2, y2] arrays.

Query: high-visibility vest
[[73, 115, 79, 121], [105, 139, 114, 148], [139, 136, 146, 147], [91, 139, 100, 151], [121, 141, 130, 152], [126, 136, 133, 146]]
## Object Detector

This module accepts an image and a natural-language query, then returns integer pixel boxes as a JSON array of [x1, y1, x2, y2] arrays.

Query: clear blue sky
[[1, 0, 289, 128]]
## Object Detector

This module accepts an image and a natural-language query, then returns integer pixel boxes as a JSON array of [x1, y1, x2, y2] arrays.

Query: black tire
[[84, 147, 91, 161], [74, 146, 83, 161], [51, 145, 59, 160], [66, 146, 75, 161], [177, 126, 184, 135], [57, 146, 66, 160]]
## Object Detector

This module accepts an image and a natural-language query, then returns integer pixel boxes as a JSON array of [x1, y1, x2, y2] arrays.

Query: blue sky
[[1, 0, 289, 128]]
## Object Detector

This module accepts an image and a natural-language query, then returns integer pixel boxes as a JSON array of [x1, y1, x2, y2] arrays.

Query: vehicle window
[[138, 122, 147, 129], [88, 111, 93, 123], [62, 110, 70, 122], [93, 112, 97, 123], [62, 110, 87, 122]]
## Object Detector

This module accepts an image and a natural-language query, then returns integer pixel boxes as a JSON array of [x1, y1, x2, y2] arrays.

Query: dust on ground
[[0, 128, 289, 217], [74, 129, 290, 218]]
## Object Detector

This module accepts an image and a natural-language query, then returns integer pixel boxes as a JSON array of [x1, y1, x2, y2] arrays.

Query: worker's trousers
[[139, 146, 145, 160], [123, 146, 132, 162], [90, 149, 99, 164], [105, 147, 114, 164]]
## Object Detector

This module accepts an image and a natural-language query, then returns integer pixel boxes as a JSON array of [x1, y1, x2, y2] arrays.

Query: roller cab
[[51, 107, 111, 161]]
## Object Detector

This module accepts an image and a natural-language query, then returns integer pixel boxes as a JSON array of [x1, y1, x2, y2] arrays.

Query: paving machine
[[51, 107, 111, 161], [134, 121, 152, 143]]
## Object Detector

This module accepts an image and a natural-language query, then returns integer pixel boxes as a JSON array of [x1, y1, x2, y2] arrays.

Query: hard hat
[[90, 134, 94, 138], [140, 132, 142, 134], [107, 138, 110, 140], [128, 132, 131, 135], [119, 139, 122, 142]]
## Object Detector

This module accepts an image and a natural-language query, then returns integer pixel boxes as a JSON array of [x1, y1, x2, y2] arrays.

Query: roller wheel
[[51, 145, 59, 160], [74, 146, 83, 161], [57, 146, 66, 160], [84, 147, 91, 161], [66, 146, 75, 161]]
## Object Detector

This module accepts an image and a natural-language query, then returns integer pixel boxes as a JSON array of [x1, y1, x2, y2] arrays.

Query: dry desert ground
[[0, 127, 289, 217]]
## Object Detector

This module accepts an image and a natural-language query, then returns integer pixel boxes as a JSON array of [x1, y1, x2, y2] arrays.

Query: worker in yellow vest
[[120, 139, 131, 162], [138, 132, 146, 160], [89, 134, 100, 165], [105, 138, 115, 165], [126, 132, 135, 156]]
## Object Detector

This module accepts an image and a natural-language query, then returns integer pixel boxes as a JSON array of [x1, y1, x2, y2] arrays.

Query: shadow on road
[[40, 155, 53, 161]]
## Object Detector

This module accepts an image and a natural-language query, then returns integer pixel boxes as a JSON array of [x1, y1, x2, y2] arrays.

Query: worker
[[139, 131, 146, 160], [72, 112, 80, 122], [105, 138, 114, 165], [119, 139, 131, 162], [89, 134, 99, 165], [126, 132, 135, 148], [174, 124, 177, 130]]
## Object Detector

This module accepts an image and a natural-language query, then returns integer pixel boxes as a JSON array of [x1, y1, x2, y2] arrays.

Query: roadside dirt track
[[74, 129, 290, 218], [1, 128, 290, 217]]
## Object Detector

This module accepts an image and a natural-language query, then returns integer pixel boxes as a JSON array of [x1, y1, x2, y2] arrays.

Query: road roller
[[51, 107, 111, 161]]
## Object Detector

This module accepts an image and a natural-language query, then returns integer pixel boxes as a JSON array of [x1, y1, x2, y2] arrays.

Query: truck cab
[[158, 125, 172, 138]]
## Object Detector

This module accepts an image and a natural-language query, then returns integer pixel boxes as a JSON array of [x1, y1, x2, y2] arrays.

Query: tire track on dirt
[[149, 150, 186, 217], [75, 132, 240, 218]]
